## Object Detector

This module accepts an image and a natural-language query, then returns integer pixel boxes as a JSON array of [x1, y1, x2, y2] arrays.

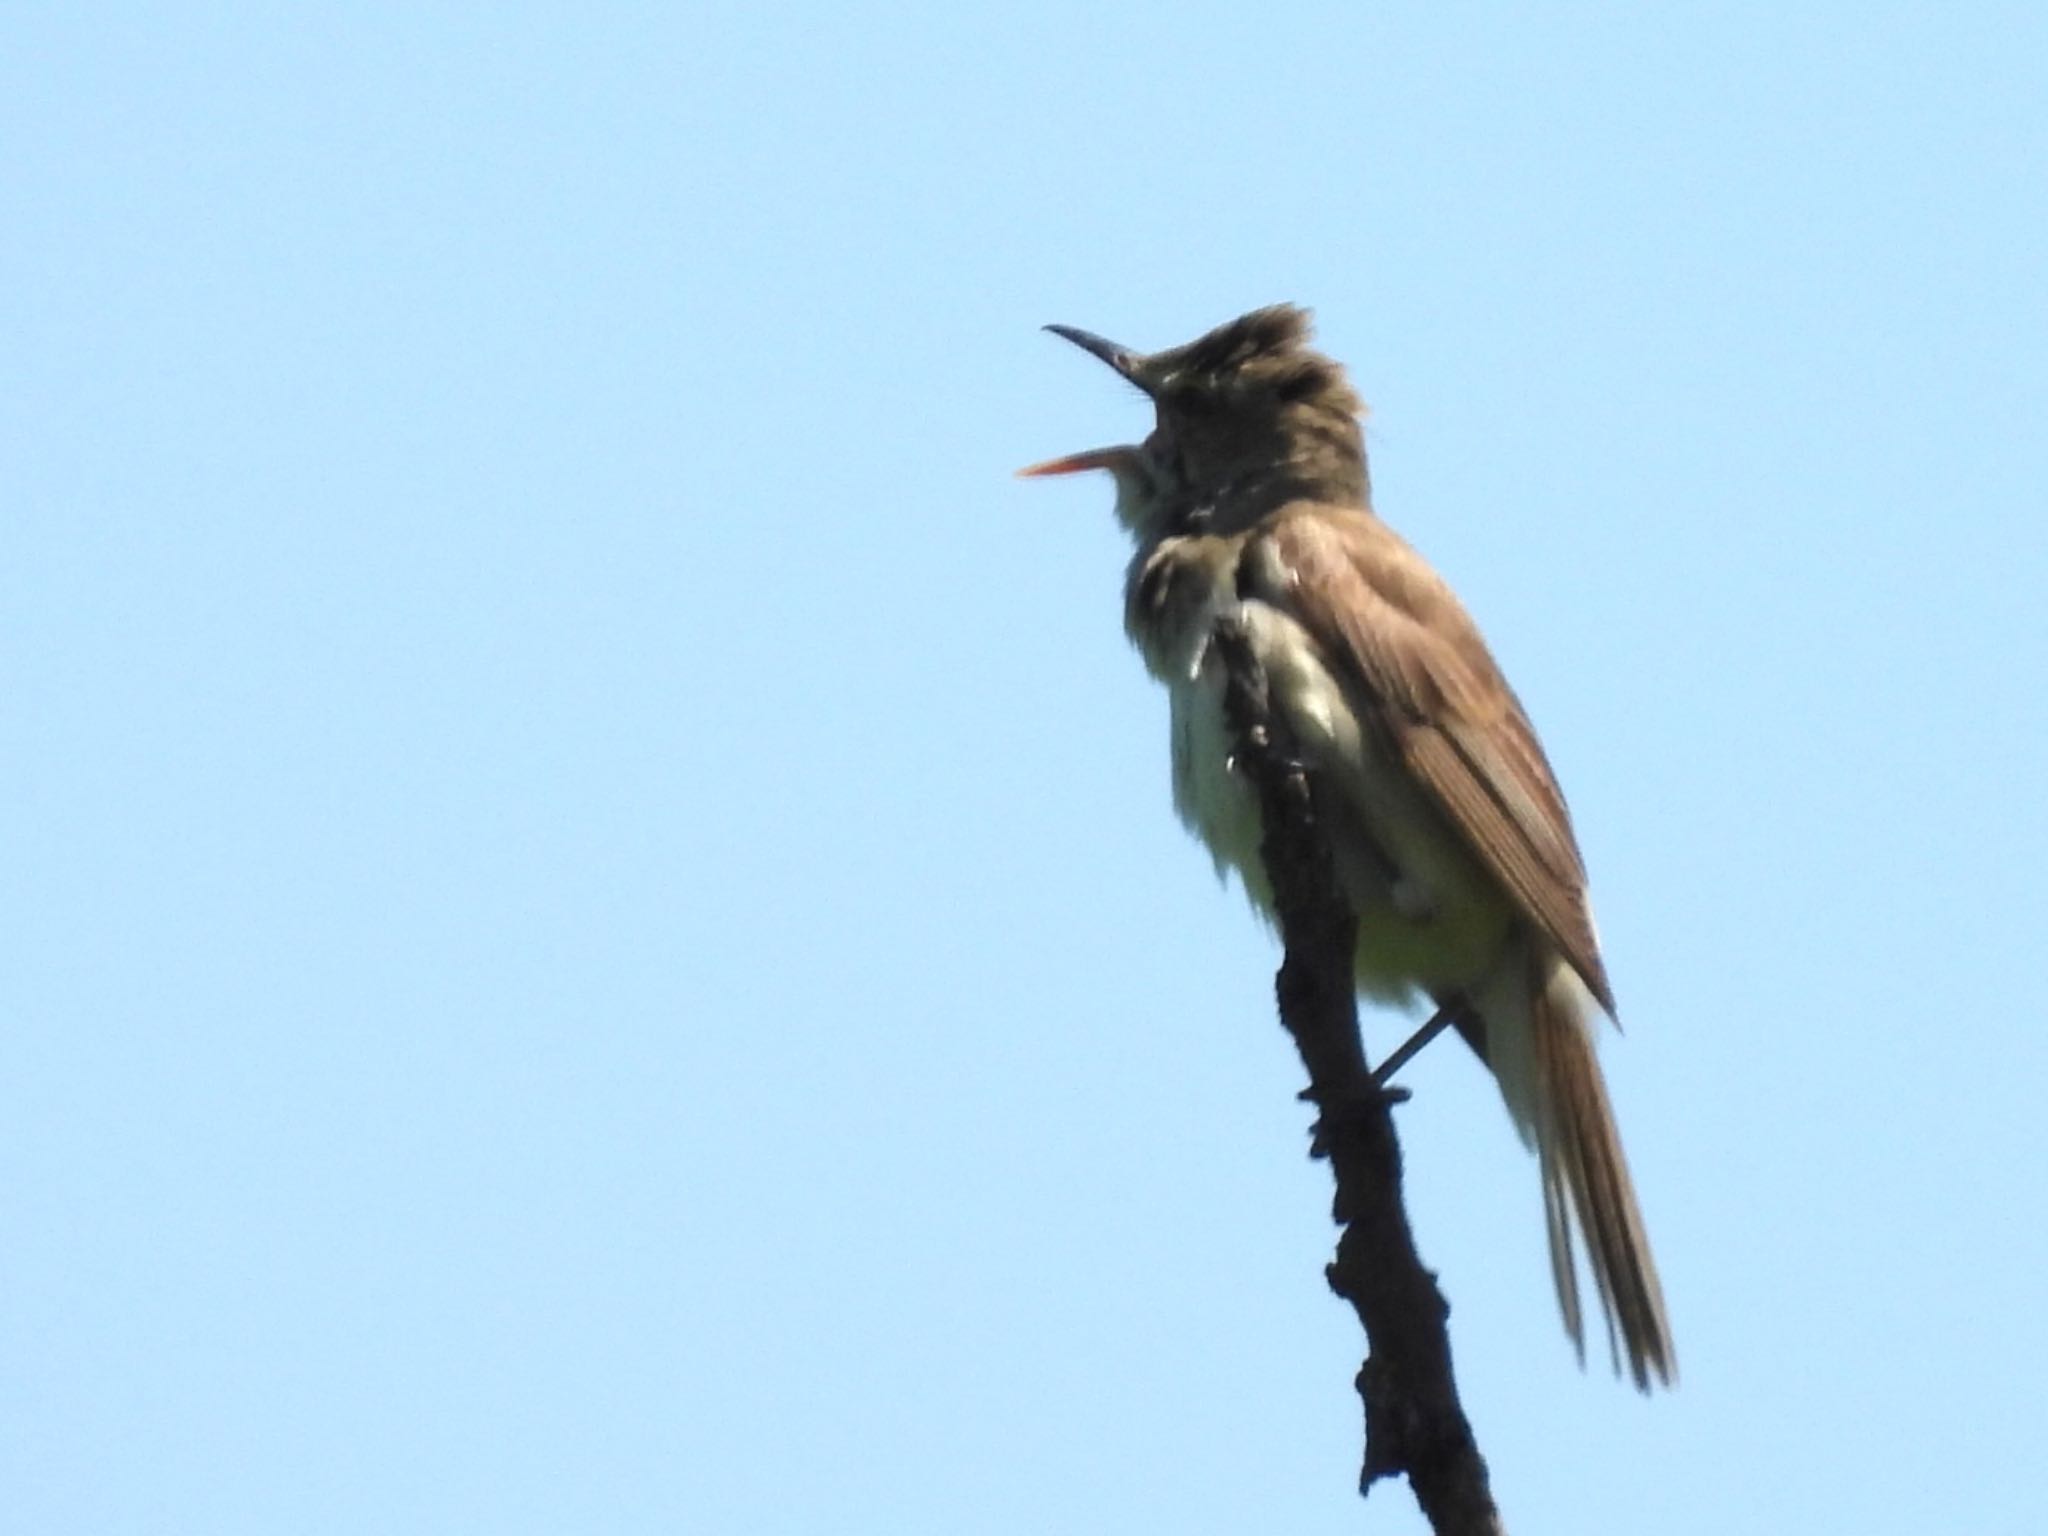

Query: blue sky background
[[6, 4, 2045, 1532]]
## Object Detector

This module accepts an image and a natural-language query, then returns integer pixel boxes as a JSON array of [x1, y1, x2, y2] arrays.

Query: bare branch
[[1210, 614, 1505, 1536]]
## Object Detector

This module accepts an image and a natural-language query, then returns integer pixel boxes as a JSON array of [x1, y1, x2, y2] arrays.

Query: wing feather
[[1243, 506, 1616, 1014]]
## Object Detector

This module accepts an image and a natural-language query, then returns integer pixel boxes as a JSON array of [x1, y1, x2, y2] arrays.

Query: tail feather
[[1539, 1161, 1584, 1360], [1529, 957, 1676, 1390]]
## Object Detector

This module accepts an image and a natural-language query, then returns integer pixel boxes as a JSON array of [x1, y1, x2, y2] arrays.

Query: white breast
[[1167, 669, 1266, 890], [1153, 595, 1514, 1002], [1127, 554, 1265, 893]]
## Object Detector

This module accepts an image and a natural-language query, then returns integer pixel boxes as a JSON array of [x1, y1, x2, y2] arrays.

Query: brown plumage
[[1026, 304, 1676, 1388], [1246, 508, 1614, 1015]]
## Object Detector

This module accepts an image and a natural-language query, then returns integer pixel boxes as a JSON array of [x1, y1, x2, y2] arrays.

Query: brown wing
[[1241, 504, 1616, 1015]]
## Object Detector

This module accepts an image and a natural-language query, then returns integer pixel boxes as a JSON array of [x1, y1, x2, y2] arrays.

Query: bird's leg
[[1371, 1001, 1463, 1086]]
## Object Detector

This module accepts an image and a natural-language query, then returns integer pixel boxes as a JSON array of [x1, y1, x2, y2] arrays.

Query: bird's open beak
[[1022, 325, 1149, 479], [1016, 447, 1137, 478]]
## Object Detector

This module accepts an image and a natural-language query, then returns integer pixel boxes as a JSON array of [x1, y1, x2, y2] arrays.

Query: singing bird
[[1021, 306, 1674, 1389]]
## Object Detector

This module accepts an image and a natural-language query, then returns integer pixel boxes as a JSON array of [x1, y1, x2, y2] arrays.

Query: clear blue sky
[[6, 4, 2044, 1532]]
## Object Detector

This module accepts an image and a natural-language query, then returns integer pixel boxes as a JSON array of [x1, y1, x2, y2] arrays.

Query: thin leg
[[1372, 1003, 1460, 1086]]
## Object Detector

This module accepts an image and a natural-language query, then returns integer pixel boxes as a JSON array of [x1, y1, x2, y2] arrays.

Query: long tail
[[1482, 949, 1676, 1390]]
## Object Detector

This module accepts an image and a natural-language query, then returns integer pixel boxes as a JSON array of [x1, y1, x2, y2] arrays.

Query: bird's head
[[1020, 305, 1369, 533]]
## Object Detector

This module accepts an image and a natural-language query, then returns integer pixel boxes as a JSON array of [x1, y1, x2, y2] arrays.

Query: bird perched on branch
[[1021, 305, 1675, 1389]]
